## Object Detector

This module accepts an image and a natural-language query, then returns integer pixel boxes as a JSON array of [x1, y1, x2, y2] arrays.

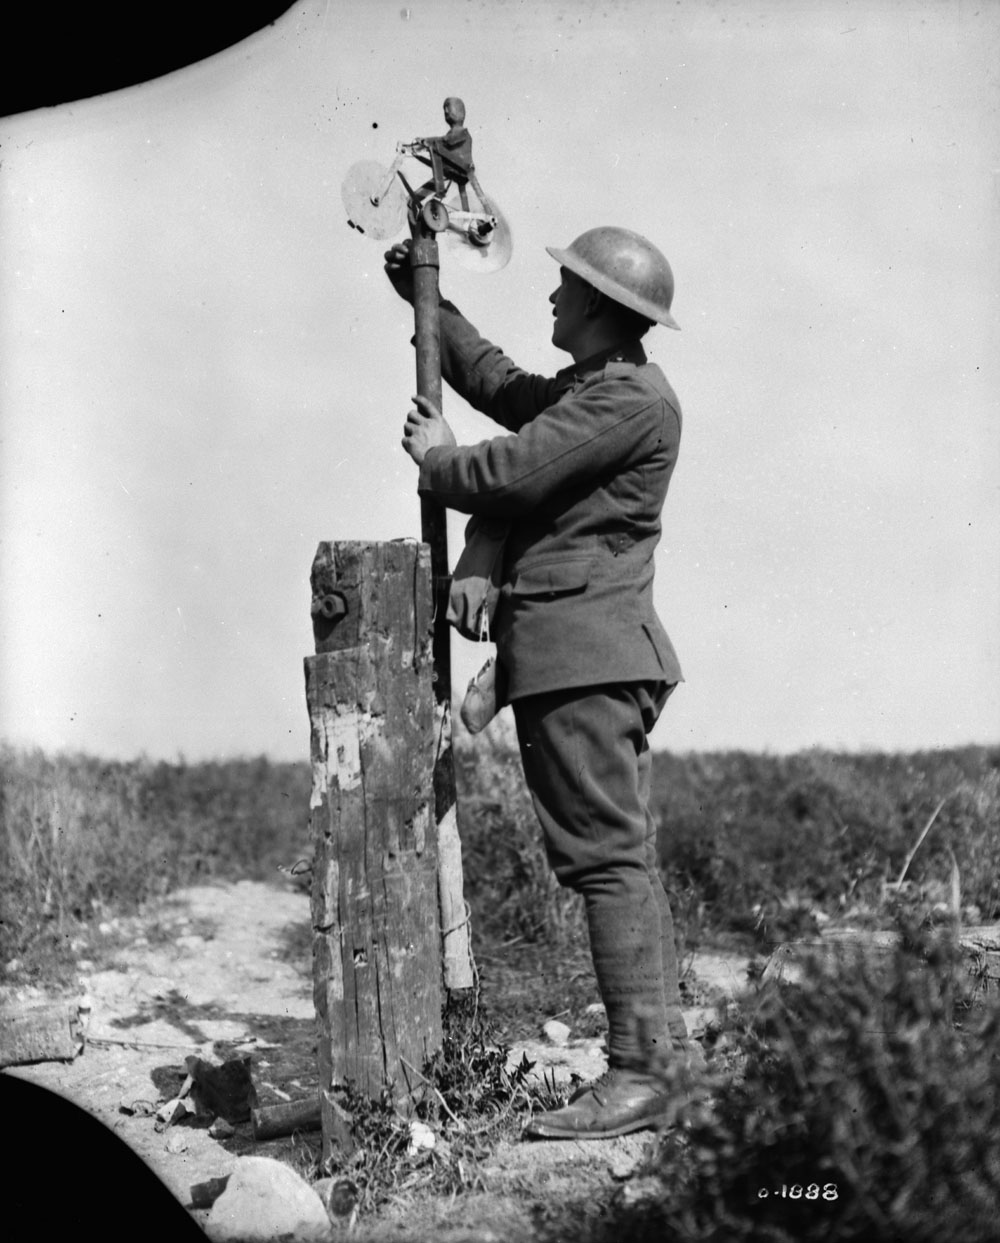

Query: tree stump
[[305, 540, 442, 1112]]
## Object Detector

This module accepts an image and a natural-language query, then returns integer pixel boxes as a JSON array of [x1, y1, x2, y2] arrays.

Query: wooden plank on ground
[[0, 999, 83, 1067]]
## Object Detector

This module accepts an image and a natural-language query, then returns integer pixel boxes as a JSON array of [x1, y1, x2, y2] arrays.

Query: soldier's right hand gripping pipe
[[385, 226, 704, 1140]]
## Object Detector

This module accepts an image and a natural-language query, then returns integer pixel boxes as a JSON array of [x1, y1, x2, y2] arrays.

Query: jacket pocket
[[509, 556, 592, 597]]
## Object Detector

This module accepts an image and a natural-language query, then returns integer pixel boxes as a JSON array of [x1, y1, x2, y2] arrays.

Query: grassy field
[[2, 736, 997, 979], [2, 735, 998, 1240]]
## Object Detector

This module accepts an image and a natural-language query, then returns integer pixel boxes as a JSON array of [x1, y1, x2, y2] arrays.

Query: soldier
[[385, 227, 699, 1139]]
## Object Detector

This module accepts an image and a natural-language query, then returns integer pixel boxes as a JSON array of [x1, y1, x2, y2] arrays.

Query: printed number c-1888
[[757, 1184, 839, 1201]]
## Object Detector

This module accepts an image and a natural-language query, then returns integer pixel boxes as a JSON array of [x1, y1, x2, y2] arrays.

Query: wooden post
[[410, 224, 476, 998], [306, 540, 442, 1114]]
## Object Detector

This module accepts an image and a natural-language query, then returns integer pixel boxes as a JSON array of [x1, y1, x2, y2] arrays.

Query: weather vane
[[341, 97, 512, 271], [340, 96, 512, 667]]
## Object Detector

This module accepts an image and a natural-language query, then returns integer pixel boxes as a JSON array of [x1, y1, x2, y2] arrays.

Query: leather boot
[[523, 1068, 675, 1140]]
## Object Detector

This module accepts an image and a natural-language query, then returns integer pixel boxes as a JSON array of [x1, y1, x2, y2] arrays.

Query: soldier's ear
[[584, 284, 606, 318]]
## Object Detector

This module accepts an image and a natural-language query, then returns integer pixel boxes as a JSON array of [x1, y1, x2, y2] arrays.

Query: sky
[[1, 0, 998, 763]]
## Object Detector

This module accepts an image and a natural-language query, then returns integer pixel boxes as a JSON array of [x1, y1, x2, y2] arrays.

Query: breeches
[[512, 681, 688, 1065]]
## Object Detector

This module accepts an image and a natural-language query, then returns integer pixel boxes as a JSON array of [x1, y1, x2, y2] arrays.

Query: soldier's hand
[[402, 395, 456, 465], [383, 241, 415, 305]]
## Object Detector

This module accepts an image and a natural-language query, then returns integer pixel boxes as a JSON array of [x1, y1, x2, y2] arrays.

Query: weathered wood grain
[[0, 998, 83, 1067], [306, 541, 443, 1109]]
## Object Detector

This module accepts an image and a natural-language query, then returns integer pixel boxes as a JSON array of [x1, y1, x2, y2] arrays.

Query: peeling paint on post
[[305, 541, 442, 1124]]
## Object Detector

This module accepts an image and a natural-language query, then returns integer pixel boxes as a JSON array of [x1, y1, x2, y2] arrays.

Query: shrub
[[651, 747, 1000, 938], [3, 738, 996, 990], [0, 746, 311, 967], [602, 915, 1000, 1242]]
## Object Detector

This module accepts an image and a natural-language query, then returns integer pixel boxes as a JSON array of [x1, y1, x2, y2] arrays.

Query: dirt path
[[3, 880, 751, 1241]]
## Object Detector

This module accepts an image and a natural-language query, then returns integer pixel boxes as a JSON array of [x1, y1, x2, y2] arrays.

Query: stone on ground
[[205, 1156, 331, 1242]]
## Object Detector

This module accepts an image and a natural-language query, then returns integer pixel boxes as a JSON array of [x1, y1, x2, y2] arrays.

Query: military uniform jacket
[[418, 300, 684, 702]]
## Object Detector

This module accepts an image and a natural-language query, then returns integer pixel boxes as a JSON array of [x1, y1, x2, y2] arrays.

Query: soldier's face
[[549, 268, 589, 353]]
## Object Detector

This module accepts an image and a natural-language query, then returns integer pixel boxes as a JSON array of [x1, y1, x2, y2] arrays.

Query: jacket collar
[[554, 339, 648, 388]]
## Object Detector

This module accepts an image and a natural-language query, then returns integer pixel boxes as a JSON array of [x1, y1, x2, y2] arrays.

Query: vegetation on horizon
[[649, 745, 1000, 947], [0, 747, 311, 976], [2, 738, 997, 978]]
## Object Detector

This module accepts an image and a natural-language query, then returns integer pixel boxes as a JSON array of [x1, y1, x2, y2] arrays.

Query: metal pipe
[[410, 227, 451, 705], [410, 221, 474, 998]]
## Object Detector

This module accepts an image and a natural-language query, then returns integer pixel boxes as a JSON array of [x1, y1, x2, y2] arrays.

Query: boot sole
[[523, 1108, 670, 1141]]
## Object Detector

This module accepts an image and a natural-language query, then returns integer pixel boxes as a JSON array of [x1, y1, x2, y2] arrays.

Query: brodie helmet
[[546, 226, 679, 330]]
